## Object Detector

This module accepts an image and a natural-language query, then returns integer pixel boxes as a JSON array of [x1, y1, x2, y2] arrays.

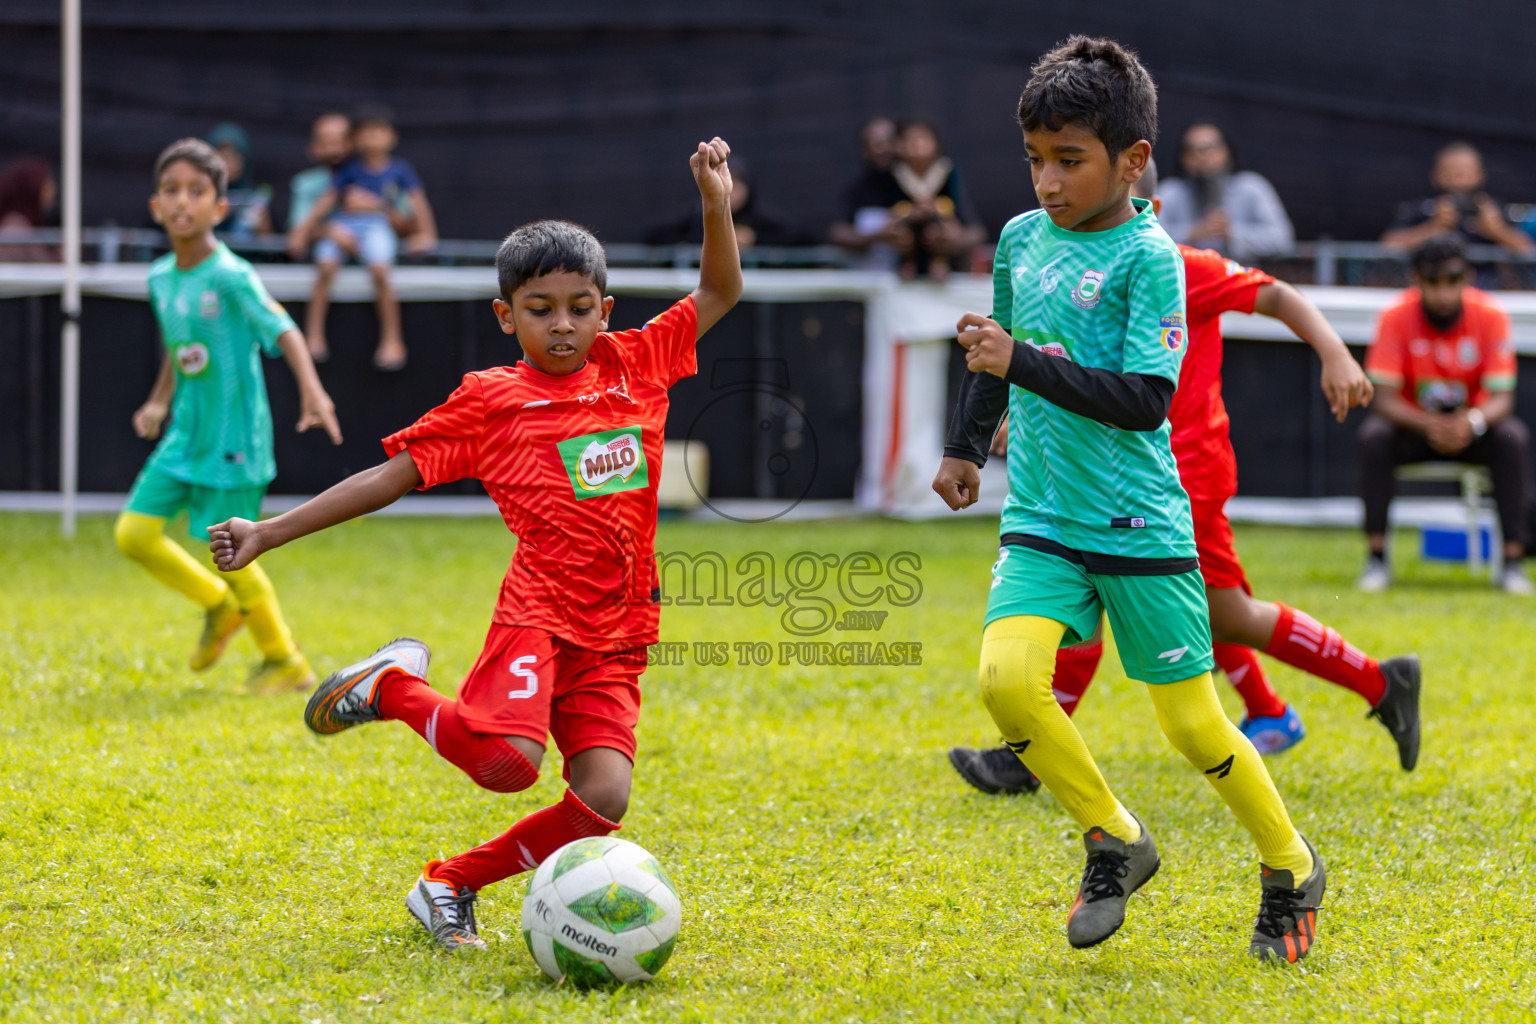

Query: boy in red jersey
[[945, 164, 1424, 794], [209, 138, 741, 951]]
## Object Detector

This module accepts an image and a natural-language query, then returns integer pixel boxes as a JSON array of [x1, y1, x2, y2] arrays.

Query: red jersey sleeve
[[604, 296, 699, 388], [1478, 302, 1517, 392], [381, 373, 486, 489], [1365, 303, 1410, 389], [1180, 245, 1273, 318]]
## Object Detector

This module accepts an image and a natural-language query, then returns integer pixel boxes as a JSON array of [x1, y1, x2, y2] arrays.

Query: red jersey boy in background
[[209, 138, 742, 952], [945, 165, 1423, 795]]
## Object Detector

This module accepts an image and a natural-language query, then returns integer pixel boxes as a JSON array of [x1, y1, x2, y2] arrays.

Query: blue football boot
[[1240, 705, 1306, 755]]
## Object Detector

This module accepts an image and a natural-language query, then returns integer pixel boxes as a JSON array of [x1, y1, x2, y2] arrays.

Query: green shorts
[[125, 464, 266, 542], [984, 542, 1214, 684]]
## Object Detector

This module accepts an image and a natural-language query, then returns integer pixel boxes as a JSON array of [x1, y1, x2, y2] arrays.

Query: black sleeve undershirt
[[943, 340, 1175, 465], [943, 369, 1009, 466]]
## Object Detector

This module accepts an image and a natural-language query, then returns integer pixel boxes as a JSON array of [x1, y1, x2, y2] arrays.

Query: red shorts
[[1191, 498, 1251, 594], [455, 623, 645, 762]]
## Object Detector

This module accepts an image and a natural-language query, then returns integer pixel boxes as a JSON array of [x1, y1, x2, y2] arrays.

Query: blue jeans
[[314, 211, 397, 267]]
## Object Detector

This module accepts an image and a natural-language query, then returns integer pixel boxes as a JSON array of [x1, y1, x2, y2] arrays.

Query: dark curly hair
[[1409, 234, 1468, 278], [1017, 36, 1158, 160]]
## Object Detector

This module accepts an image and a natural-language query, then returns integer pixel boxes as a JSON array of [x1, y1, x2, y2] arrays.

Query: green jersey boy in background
[[115, 138, 342, 693], [932, 37, 1326, 962]]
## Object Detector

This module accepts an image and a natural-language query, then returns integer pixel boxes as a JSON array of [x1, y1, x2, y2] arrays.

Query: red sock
[[1265, 603, 1386, 706], [1052, 640, 1103, 717], [1214, 642, 1287, 720], [377, 672, 540, 793], [436, 788, 620, 891]]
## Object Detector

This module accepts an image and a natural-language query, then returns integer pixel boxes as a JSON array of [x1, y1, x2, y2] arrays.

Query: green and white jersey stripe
[[993, 199, 1194, 561], [145, 243, 296, 490]]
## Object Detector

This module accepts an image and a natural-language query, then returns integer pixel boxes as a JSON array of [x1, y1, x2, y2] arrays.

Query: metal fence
[[6, 227, 1536, 288]]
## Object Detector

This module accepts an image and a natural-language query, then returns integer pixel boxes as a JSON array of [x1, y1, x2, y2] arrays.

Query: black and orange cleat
[[406, 860, 487, 952], [1250, 835, 1326, 963], [303, 637, 430, 735], [1066, 813, 1159, 948]]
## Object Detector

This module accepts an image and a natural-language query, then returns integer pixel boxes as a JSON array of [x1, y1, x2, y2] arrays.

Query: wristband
[[1466, 407, 1488, 437]]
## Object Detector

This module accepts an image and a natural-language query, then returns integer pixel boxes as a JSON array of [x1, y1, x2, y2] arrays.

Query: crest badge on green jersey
[[1071, 269, 1106, 309], [558, 426, 649, 499], [199, 289, 221, 318]]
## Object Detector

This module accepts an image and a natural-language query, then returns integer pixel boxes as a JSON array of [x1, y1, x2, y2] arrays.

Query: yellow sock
[[222, 563, 296, 660], [114, 511, 228, 609], [1145, 673, 1313, 877], [978, 616, 1140, 842]]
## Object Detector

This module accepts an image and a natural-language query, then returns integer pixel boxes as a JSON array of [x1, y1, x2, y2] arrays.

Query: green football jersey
[[993, 199, 1194, 561], [144, 243, 297, 490]]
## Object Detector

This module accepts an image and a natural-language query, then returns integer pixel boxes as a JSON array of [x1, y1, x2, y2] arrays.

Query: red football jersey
[[1365, 288, 1516, 412], [383, 297, 699, 652], [1169, 245, 1275, 503]]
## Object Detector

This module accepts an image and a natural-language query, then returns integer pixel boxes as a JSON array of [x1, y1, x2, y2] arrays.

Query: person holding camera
[[1381, 142, 1534, 256]]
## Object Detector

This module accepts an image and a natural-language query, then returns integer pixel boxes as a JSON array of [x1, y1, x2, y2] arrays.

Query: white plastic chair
[[1396, 462, 1503, 577]]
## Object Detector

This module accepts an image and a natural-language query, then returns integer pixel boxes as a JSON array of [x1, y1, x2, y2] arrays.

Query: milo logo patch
[[557, 426, 649, 499], [176, 342, 210, 376], [1018, 329, 1076, 362]]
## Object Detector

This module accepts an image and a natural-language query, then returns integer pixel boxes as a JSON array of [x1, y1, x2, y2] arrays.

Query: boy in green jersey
[[933, 37, 1324, 962], [115, 138, 342, 692]]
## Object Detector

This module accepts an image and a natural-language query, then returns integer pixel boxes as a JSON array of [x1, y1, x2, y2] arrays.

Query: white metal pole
[[60, 0, 81, 538]]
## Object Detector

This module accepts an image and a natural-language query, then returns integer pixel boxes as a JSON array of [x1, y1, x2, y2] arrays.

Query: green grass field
[[2, 511, 1533, 1023]]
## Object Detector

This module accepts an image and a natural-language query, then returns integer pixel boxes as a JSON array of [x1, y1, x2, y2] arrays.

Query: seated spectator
[[287, 111, 418, 260], [645, 158, 804, 249], [287, 111, 352, 254], [1381, 142, 1534, 256], [1356, 235, 1531, 594], [887, 120, 984, 279], [206, 123, 273, 240], [291, 104, 438, 370], [0, 156, 58, 262], [828, 116, 903, 266], [1157, 122, 1293, 260]]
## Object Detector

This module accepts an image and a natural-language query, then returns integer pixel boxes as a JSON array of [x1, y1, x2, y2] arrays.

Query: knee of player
[[1152, 690, 1224, 756], [477, 772, 538, 795], [976, 647, 1050, 718], [113, 512, 156, 558], [1156, 714, 1207, 758], [975, 651, 1010, 708], [572, 775, 630, 824], [1207, 608, 1256, 645], [472, 737, 543, 794]]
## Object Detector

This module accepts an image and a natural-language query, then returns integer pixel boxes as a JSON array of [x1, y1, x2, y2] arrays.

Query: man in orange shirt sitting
[[1358, 234, 1532, 594]]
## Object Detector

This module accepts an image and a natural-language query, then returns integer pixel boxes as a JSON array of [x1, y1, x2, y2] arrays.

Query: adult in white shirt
[[1159, 123, 1294, 261]]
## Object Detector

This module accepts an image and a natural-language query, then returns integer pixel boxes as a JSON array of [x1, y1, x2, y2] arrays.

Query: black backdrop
[[0, 293, 867, 500], [6, 1, 1536, 244]]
